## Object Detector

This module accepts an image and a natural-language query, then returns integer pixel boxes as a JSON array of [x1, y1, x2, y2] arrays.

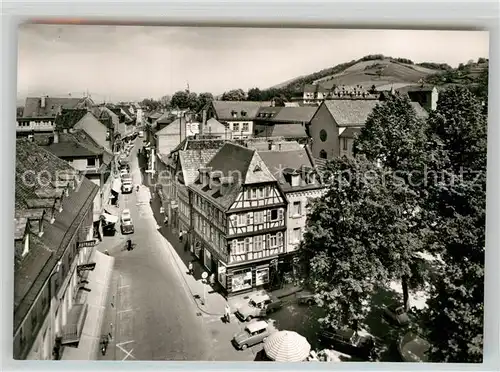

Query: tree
[[221, 89, 246, 101], [160, 95, 171, 109], [421, 86, 486, 362], [302, 157, 389, 331], [197, 92, 214, 111], [354, 95, 432, 310], [140, 98, 161, 111], [171, 91, 189, 109], [187, 92, 199, 111], [247, 87, 263, 101]]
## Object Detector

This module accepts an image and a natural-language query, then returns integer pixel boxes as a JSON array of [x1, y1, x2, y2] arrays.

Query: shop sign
[[77, 239, 97, 249], [77, 262, 96, 272]]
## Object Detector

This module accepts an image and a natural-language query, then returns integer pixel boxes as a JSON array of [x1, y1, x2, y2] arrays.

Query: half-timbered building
[[188, 142, 287, 295], [259, 142, 325, 284]]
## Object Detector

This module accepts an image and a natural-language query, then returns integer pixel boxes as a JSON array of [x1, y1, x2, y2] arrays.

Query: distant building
[[395, 84, 438, 112], [14, 139, 99, 360], [22, 96, 94, 118]]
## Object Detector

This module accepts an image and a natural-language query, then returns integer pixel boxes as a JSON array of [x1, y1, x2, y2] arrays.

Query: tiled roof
[[259, 148, 321, 192], [339, 127, 361, 138], [247, 139, 304, 151], [45, 132, 102, 158], [323, 100, 380, 127], [257, 124, 308, 139], [179, 148, 220, 185], [14, 139, 99, 332], [23, 97, 89, 118], [54, 109, 89, 130], [212, 101, 266, 121], [273, 107, 318, 123], [148, 111, 163, 120], [189, 143, 276, 210]]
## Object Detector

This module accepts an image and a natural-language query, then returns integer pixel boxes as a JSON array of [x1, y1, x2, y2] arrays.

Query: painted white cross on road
[[116, 340, 136, 361]]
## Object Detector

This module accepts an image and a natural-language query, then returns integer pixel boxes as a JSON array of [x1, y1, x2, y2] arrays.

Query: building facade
[[14, 139, 99, 360], [188, 143, 287, 295]]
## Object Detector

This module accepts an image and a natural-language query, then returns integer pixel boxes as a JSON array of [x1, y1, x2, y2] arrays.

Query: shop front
[[224, 259, 274, 296]]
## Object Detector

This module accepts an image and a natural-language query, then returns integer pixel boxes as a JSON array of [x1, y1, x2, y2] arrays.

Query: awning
[[100, 212, 118, 224], [111, 178, 121, 193]]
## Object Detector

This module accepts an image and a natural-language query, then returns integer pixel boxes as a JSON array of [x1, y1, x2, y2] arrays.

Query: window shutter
[[278, 232, 283, 247], [278, 208, 284, 220], [266, 234, 270, 248], [266, 210, 271, 222]]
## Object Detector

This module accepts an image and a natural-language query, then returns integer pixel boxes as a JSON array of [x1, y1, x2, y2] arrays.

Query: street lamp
[[201, 272, 208, 305]]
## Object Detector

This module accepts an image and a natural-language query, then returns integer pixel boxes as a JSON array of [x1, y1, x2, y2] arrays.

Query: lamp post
[[201, 272, 208, 305]]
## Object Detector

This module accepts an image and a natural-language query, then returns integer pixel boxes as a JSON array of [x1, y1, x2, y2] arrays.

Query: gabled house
[[43, 130, 114, 238], [259, 145, 324, 282], [14, 139, 99, 360], [188, 142, 287, 295], [204, 101, 270, 139], [54, 109, 113, 153], [395, 84, 438, 112], [301, 84, 329, 105], [154, 116, 188, 157], [198, 117, 233, 139], [22, 96, 94, 118]]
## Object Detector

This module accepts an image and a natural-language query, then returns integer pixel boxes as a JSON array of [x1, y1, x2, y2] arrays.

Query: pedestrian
[[164, 215, 169, 225], [179, 230, 183, 241], [188, 261, 194, 276], [224, 304, 231, 324], [209, 273, 215, 287]]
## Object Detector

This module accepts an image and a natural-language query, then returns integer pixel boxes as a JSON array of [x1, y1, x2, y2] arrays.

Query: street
[[98, 136, 212, 361]]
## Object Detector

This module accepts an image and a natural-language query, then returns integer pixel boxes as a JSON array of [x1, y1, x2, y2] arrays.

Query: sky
[[17, 25, 489, 104]]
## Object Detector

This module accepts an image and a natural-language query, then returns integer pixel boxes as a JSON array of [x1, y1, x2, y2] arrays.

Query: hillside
[[269, 55, 449, 92]]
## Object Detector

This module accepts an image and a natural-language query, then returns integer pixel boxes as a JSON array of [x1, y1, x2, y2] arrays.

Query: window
[[319, 149, 327, 159], [246, 213, 252, 225], [254, 211, 262, 224], [343, 138, 348, 151], [245, 238, 252, 252], [266, 186, 271, 197], [292, 228, 301, 243], [254, 236, 264, 251], [242, 123, 249, 132], [271, 209, 278, 221], [269, 234, 277, 248], [259, 187, 264, 198], [319, 129, 327, 142], [237, 214, 246, 226], [251, 189, 257, 199], [87, 158, 96, 167], [292, 201, 302, 216], [233, 123, 239, 131]]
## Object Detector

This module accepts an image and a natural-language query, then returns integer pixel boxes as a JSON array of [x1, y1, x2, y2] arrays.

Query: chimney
[[220, 176, 234, 196], [291, 171, 300, 187], [41, 96, 46, 108], [198, 167, 212, 187]]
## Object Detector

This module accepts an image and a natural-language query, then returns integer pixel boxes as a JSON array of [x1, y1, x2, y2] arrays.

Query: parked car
[[383, 303, 410, 326], [235, 294, 283, 321], [121, 180, 133, 194], [232, 320, 271, 350], [121, 209, 134, 234], [120, 168, 129, 178], [318, 327, 375, 360], [296, 290, 316, 306], [397, 331, 430, 362]]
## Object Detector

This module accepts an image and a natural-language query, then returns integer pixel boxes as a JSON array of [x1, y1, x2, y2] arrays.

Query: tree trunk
[[402, 275, 410, 311]]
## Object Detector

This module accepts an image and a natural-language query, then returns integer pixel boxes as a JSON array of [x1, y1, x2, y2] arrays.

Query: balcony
[[61, 303, 88, 345]]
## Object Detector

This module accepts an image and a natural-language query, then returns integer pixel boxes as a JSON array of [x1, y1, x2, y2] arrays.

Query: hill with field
[[268, 55, 452, 92]]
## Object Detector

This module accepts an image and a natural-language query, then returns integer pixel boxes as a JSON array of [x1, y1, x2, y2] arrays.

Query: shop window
[[255, 267, 269, 286], [231, 268, 252, 292]]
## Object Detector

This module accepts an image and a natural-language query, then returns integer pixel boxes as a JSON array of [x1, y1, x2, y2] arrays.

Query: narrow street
[[97, 136, 213, 361]]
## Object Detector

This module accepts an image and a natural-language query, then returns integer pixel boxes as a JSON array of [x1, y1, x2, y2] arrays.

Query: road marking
[[122, 348, 135, 361], [117, 308, 137, 314]]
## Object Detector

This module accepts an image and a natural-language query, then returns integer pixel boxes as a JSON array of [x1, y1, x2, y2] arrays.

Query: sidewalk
[[62, 249, 115, 360]]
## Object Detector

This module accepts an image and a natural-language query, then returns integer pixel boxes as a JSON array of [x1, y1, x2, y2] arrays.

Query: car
[[138, 131, 144, 138], [120, 209, 134, 234], [318, 327, 375, 360], [119, 168, 129, 177], [232, 320, 271, 350], [121, 180, 133, 194], [296, 290, 316, 306], [235, 294, 283, 321], [383, 303, 410, 326], [397, 331, 430, 362]]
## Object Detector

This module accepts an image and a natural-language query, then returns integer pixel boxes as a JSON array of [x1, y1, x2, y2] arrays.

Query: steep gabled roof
[[54, 109, 89, 130], [339, 127, 361, 139], [156, 117, 186, 136], [211, 101, 268, 121], [189, 143, 276, 210], [323, 99, 380, 127], [23, 96, 92, 118], [179, 148, 220, 185], [272, 107, 318, 123], [14, 139, 99, 332]]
